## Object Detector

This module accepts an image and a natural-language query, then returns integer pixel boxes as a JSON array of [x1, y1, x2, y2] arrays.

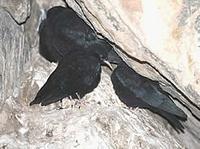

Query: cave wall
[[0, 1, 31, 105], [0, 0, 200, 148]]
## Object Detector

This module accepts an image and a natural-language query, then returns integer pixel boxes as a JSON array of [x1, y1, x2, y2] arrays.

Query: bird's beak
[[103, 60, 113, 70]]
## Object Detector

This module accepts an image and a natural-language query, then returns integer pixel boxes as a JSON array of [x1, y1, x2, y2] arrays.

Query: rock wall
[[0, 5, 30, 105], [0, 0, 200, 148]]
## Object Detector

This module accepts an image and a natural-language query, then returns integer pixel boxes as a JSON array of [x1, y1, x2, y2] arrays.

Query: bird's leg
[[74, 92, 81, 108], [75, 92, 87, 109], [58, 99, 64, 109], [76, 92, 81, 100], [69, 95, 72, 100], [69, 93, 82, 108], [69, 95, 77, 108], [60, 99, 64, 109], [69, 95, 76, 108]]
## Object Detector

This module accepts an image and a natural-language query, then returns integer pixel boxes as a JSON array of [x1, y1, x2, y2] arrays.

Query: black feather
[[39, 6, 115, 63], [30, 49, 102, 106], [111, 62, 187, 132]]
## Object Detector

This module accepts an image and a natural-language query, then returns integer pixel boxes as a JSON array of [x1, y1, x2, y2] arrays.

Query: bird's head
[[91, 48, 113, 70]]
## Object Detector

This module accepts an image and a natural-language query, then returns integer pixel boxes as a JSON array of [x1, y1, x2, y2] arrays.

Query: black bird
[[111, 62, 187, 132], [30, 48, 112, 106], [39, 6, 114, 62]]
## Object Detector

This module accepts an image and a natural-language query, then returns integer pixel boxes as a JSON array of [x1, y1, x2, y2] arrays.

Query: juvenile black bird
[[111, 62, 187, 132], [39, 6, 114, 62], [30, 48, 111, 106]]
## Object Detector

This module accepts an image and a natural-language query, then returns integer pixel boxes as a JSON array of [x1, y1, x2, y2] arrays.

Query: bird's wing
[[135, 81, 187, 120], [114, 64, 187, 120]]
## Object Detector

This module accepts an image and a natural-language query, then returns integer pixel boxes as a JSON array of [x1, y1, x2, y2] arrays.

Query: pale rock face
[[0, 8, 29, 104], [0, 0, 30, 24]]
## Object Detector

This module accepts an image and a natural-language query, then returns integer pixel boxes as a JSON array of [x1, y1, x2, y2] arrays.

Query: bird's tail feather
[[40, 92, 66, 106], [159, 99, 187, 121], [30, 90, 66, 106], [29, 96, 42, 106], [150, 108, 185, 133], [29, 90, 49, 106], [29, 83, 51, 106]]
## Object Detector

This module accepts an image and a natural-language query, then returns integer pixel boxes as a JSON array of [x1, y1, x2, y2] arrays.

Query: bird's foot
[[55, 100, 64, 110], [70, 99, 79, 108], [56, 99, 72, 110], [74, 93, 86, 108]]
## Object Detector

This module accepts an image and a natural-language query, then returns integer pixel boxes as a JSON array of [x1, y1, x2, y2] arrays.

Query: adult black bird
[[111, 62, 187, 132], [39, 6, 114, 62], [30, 48, 112, 106]]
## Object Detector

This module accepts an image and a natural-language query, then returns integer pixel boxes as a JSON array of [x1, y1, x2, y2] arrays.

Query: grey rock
[[0, 0, 30, 24], [0, 8, 30, 105]]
